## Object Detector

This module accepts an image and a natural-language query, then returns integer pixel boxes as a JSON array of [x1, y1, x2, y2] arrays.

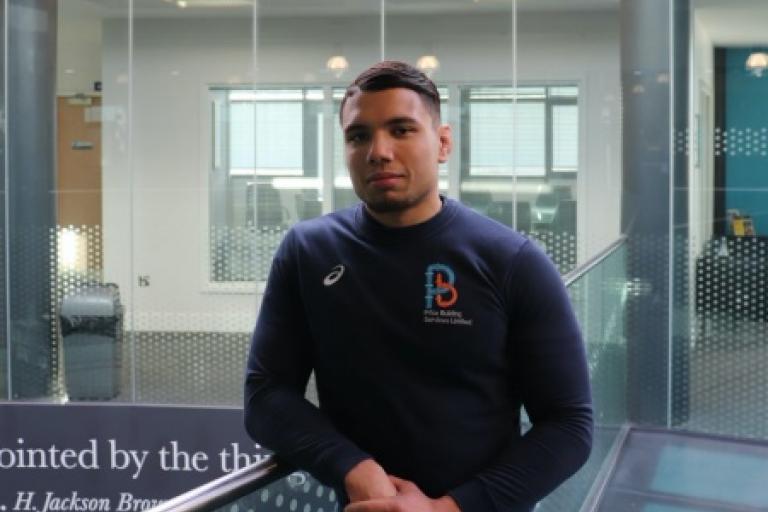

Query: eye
[[392, 126, 414, 137], [345, 131, 369, 144]]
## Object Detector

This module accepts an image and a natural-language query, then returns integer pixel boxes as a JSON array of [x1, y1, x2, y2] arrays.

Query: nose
[[367, 131, 393, 165]]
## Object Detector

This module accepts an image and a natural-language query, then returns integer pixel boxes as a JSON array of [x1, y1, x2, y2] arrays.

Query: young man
[[244, 61, 593, 512]]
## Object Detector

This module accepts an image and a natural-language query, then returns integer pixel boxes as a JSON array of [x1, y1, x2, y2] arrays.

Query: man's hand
[[343, 476, 461, 512], [344, 459, 397, 503]]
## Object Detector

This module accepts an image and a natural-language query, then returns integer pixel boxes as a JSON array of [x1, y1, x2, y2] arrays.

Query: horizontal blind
[[229, 102, 303, 173], [552, 104, 578, 172], [470, 101, 546, 176]]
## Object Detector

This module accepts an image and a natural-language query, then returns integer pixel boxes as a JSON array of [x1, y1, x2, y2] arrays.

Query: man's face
[[341, 88, 451, 221]]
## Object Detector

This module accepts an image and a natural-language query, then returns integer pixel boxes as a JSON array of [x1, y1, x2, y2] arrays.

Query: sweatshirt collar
[[355, 195, 458, 243]]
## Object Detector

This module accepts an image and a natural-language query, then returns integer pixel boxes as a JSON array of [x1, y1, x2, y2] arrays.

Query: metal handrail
[[563, 235, 628, 287], [578, 424, 632, 512], [150, 456, 282, 512]]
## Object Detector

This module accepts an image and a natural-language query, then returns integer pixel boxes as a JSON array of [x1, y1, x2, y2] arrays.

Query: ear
[[437, 124, 453, 163]]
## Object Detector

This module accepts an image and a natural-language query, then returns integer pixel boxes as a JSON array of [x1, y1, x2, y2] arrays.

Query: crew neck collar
[[355, 195, 458, 243]]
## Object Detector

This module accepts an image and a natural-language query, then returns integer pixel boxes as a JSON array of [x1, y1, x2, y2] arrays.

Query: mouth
[[367, 172, 405, 187]]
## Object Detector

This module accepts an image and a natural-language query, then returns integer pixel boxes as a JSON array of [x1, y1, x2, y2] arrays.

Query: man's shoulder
[[448, 199, 531, 253]]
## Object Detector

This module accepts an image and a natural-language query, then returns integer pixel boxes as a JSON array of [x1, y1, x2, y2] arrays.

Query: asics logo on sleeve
[[323, 264, 345, 286]]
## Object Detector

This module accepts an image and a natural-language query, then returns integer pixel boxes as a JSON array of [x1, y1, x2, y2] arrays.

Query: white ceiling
[[694, 0, 768, 46], [78, 0, 618, 19]]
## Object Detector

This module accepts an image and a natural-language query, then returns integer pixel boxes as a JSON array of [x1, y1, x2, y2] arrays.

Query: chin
[[365, 197, 413, 214]]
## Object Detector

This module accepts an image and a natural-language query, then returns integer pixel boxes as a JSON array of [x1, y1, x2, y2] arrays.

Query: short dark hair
[[339, 60, 441, 124]]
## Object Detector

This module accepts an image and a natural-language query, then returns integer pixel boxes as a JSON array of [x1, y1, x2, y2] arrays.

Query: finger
[[388, 475, 417, 493], [344, 498, 395, 512]]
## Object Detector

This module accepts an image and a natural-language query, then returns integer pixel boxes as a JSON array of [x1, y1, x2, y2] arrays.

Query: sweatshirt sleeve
[[243, 231, 371, 489], [448, 240, 594, 512]]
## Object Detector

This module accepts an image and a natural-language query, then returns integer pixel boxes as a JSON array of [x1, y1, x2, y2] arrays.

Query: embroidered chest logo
[[323, 264, 345, 286], [423, 263, 473, 327]]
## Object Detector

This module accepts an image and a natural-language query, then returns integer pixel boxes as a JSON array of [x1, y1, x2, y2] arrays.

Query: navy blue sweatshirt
[[244, 198, 593, 512]]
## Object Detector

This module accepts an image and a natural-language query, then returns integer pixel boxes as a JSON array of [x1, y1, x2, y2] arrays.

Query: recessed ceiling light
[[326, 55, 349, 78], [746, 52, 768, 77], [177, 0, 188, 8], [416, 55, 440, 76]]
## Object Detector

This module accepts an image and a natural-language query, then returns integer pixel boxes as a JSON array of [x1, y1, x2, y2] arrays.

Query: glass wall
[[0, 0, 623, 406], [0, 2, 629, 504], [511, 1, 620, 273], [6, 0, 768, 507], [54, 0, 130, 402], [675, 0, 768, 440]]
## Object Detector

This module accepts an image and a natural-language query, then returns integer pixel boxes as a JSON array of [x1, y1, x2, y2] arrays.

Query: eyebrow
[[343, 116, 420, 134], [384, 116, 419, 126]]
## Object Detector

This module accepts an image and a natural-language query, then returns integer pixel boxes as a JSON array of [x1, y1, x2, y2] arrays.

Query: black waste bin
[[60, 284, 123, 400]]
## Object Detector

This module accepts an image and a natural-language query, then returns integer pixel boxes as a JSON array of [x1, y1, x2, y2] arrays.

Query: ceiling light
[[416, 55, 440, 76], [746, 52, 768, 77], [177, 0, 188, 8], [326, 55, 349, 79]]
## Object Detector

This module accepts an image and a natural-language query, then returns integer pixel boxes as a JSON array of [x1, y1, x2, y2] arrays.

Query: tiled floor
[[538, 426, 623, 512], [596, 429, 768, 512]]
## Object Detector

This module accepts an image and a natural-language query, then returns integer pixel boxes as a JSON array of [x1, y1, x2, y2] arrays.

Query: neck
[[365, 193, 443, 228]]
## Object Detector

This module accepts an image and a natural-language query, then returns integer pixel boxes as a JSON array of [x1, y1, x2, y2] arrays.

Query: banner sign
[[0, 403, 269, 512]]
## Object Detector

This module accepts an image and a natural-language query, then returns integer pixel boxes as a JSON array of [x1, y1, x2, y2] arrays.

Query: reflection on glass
[[459, 85, 579, 272], [210, 88, 324, 283]]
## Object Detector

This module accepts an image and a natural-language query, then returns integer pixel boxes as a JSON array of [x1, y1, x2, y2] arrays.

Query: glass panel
[[126, 1, 257, 405], [211, 87, 324, 283], [539, 241, 628, 512], [50, 0, 131, 402], [212, 472, 339, 512], [256, 0, 383, 231], [513, 0, 621, 276], [460, 83, 581, 273], [678, 0, 768, 441]]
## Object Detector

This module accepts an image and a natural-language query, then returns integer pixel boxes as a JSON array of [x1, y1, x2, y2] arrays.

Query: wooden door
[[57, 96, 102, 271]]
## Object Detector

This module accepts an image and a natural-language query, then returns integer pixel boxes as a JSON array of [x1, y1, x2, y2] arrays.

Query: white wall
[[57, 0, 103, 96], [102, 10, 622, 332]]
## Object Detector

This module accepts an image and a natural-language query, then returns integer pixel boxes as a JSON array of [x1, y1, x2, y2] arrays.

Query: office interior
[[1, 0, 768, 510]]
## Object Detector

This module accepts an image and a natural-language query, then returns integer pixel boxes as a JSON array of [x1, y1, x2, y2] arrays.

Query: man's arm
[[445, 240, 593, 511], [244, 232, 394, 497]]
